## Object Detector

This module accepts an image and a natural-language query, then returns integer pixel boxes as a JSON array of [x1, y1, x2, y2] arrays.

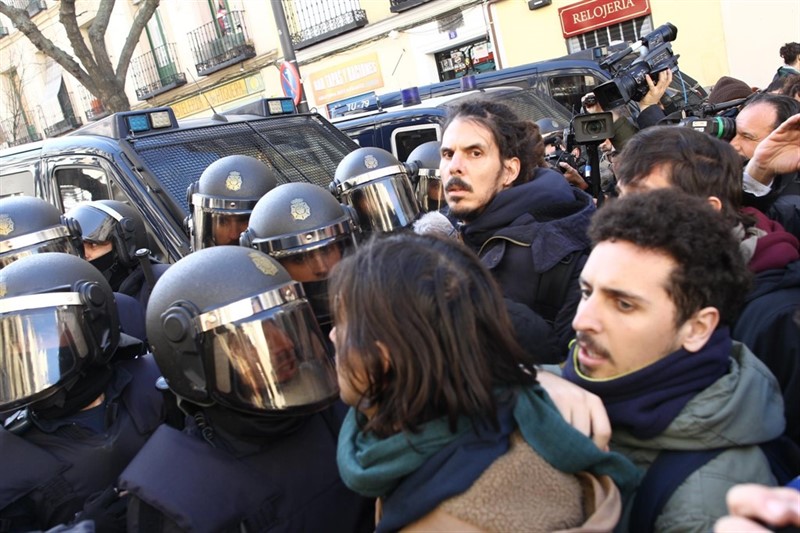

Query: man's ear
[[679, 306, 720, 353], [706, 196, 723, 212], [502, 157, 521, 187]]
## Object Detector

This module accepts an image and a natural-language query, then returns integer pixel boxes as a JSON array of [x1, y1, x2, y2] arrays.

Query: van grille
[[129, 114, 357, 214]]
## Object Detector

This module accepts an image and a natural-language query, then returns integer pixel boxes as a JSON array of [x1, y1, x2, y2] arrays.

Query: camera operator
[[581, 93, 638, 151]]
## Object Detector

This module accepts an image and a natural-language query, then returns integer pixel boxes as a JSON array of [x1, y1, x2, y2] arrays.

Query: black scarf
[[563, 328, 732, 439]]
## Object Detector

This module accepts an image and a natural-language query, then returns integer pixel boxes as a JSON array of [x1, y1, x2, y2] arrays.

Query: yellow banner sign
[[309, 53, 384, 105], [172, 74, 265, 118]]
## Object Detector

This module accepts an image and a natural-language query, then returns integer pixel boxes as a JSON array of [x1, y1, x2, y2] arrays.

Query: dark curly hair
[[745, 92, 800, 129], [328, 232, 535, 438], [779, 42, 800, 65], [443, 99, 545, 185], [615, 126, 744, 225], [589, 189, 751, 327]]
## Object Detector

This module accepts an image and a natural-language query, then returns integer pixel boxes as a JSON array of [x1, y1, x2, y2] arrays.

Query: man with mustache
[[563, 189, 785, 532], [440, 100, 595, 362]]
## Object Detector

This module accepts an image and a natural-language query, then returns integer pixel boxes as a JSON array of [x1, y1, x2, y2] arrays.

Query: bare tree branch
[[115, 0, 160, 84], [59, 0, 98, 73], [0, 1, 91, 90], [88, 0, 116, 80]]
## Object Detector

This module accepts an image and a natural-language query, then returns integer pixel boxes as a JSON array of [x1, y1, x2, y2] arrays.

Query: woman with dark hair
[[772, 42, 800, 83], [329, 233, 639, 532]]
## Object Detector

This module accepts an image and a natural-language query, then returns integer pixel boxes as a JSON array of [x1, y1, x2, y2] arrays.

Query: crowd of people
[[0, 41, 799, 533]]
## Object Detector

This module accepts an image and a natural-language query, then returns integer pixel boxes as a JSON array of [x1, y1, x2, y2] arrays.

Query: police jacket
[[455, 168, 594, 360], [0, 356, 164, 532], [119, 403, 375, 533]]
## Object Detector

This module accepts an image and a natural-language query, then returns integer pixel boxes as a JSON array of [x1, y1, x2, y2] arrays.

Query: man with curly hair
[[440, 100, 595, 362], [563, 189, 784, 532]]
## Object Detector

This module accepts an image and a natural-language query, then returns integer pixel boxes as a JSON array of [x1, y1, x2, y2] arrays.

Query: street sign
[[279, 61, 303, 106]]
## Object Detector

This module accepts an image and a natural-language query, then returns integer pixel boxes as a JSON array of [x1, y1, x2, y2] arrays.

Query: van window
[[391, 125, 440, 162], [1, 170, 35, 198], [54, 167, 111, 211], [547, 74, 601, 114]]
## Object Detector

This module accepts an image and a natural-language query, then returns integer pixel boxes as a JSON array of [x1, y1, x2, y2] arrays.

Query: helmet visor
[[0, 236, 82, 270], [71, 207, 116, 244], [192, 206, 251, 249], [276, 239, 352, 283], [204, 300, 338, 414], [343, 175, 420, 232], [0, 294, 92, 409]]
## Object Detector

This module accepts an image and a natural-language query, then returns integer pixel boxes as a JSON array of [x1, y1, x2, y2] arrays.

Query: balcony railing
[[86, 98, 109, 122], [131, 43, 187, 100], [389, 0, 433, 13], [283, 0, 367, 50], [44, 113, 82, 137], [188, 10, 256, 76], [7, 0, 46, 17]]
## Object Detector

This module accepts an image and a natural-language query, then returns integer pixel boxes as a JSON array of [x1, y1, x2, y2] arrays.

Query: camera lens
[[584, 120, 605, 135]]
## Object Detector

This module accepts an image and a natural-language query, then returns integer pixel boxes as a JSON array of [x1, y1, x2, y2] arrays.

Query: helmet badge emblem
[[250, 251, 278, 276], [364, 155, 379, 169], [290, 198, 311, 221], [225, 171, 243, 191], [0, 215, 14, 236]]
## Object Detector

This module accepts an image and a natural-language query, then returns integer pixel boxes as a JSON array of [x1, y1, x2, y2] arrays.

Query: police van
[[329, 85, 574, 161], [328, 44, 707, 160], [0, 99, 358, 262]]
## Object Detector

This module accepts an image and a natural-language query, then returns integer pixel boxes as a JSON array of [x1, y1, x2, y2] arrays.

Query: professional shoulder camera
[[594, 23, 680, 109]]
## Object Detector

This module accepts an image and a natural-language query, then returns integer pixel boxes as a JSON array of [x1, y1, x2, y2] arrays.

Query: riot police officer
[[240, 182, 358, 333], [67, 200, 168, 309], [0, 253, 164, 531], [186, 155, 278, 250], [0, 195, 82, 269], [406, 140, 444, 213], [331, 146, 419, 233], [118, 246, 374, 532], [0, 196, 147, 341]]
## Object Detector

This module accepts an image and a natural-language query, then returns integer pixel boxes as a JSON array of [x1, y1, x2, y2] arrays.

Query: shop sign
[[558, 0, 651, 38], [309, 53, 384, 105]]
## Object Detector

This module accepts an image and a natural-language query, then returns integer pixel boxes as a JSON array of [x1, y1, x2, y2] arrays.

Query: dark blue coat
[[733, 259, 800, 445], [454, 168, 595, 362]]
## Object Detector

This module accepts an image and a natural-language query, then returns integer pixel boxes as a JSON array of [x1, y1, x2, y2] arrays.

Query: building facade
[[0, 0, 796, 146]]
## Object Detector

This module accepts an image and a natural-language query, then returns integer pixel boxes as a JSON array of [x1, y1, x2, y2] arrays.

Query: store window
[[435, 38, 495, 82], [566, 15, 652, 53]]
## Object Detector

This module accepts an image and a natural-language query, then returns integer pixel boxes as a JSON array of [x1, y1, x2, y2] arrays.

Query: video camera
[[594, 23, 680, 109]]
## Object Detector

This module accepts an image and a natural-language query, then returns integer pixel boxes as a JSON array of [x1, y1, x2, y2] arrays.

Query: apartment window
[[567, 16, 652, 53]]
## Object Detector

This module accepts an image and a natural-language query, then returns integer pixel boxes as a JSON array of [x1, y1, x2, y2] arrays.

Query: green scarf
[[337, 384, 641, 500]]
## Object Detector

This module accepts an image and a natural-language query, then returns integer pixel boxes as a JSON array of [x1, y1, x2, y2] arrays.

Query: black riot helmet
[[240, 182, 358, 332], [0, 253, 120, 412], [536, 117, 566, 143], [330, 147, 419, 233], [146, 246, 338, 415], [186, 155, 279, 251], [0, 196, 83, 269], [66, 200, 149, 268], [406, 141, 444, 213]]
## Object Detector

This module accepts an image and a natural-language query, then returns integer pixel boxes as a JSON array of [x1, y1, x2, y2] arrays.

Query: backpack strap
[[629, 448, 724, 533]]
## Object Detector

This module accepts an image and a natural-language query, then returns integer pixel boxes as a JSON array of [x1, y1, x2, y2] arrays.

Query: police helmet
[[146, 246, 338, 415], [406, 141, 444, 212], [330, 147, 419, 233], [186, 155, 279, 250], [241, 183, 358, 331], [0, 253, 120, 411], [536, 118, 566, 142], [66, 200, 149, 268], [0, 196, 83, 269]]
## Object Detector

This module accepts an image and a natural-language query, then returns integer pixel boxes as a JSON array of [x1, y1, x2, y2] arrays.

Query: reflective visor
[[0, 294, 91, 409], [72, 207, 116, 243], [342, 175, 420, 232], [0, 237, 81, 269], [204, 300, 338, 414]]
